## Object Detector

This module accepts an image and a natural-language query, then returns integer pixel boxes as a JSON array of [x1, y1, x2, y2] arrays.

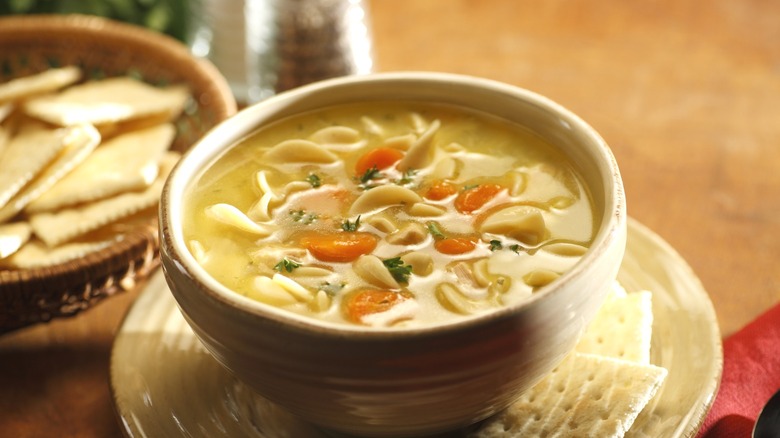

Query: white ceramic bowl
[[159, 72, 626, 437]]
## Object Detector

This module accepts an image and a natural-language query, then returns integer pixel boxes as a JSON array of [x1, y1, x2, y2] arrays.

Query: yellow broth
[[183, 102, 596, 327]]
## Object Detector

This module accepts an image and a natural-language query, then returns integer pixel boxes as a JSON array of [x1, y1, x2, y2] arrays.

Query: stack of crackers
[[0, 66, 186, 269], [469, 283, 667, 437]]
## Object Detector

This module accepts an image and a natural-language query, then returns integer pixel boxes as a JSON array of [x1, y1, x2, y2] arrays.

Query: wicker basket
[[0, 14, 237, 333]]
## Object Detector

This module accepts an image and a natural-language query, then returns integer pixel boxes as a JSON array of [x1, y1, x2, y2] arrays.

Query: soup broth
[[183, 102, 596, 328]]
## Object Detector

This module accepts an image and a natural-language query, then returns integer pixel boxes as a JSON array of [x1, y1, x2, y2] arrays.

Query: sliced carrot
[[434, 237, 477, 255], [300, 231, 377, 262], [425, 180, 458, 200], [454, 184, 503, 213], [355, 147, 404, 175], [345, 289, 409, 323]]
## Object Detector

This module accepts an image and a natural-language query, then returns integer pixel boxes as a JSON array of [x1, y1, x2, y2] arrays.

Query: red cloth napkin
[[698, 302, 780, 437]]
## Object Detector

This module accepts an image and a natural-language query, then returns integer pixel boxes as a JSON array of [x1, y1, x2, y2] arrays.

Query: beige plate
[[109, 218, 723, 437]]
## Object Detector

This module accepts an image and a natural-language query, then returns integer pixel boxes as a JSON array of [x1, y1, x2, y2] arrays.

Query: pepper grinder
[[245, 0, 374, 103]]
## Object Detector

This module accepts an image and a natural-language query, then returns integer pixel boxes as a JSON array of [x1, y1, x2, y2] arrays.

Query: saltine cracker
[[0, 222, 32, 259], [26, 123, 175, 213], [0, 124, 101, 222], [470, 352, 667, 438], [0, 125, 73, 208], [29, 152, 179, 247], [23, 77, 188, 127], [0, 66, 81, 104]]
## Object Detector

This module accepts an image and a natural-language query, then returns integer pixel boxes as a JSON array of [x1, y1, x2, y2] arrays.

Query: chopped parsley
[[509, 244, 521, 254], [318, 281, 345, 296], [489, 240, 503, 251], [382, 257, 413, 284], [306, 173, 322, 188], [289, 209, 318, 225], [274, 258, 300, 273], [427, 221, 446, 240], [395, 168, 417, 186], [462, 184, 480, 191], [359, 165, 383, 184], [341, 215, 362, 232]]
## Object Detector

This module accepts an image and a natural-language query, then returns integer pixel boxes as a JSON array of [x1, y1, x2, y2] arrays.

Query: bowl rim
[[161, 71, 626, 338]]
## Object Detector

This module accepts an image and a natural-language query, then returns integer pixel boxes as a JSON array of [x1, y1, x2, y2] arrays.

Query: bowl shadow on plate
[[115, 328, 492, 438]]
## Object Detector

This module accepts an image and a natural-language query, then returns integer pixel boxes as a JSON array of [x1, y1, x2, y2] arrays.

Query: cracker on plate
[[575, 288, 654, 364], [470, 286, 666, 437], [469, 352, 667, 438]]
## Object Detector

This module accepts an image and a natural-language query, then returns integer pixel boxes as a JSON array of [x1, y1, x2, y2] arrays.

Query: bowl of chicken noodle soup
[[160, 72, 626, 437]]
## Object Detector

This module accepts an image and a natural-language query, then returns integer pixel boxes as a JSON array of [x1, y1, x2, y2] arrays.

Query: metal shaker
[[245, 0, 374, 103]]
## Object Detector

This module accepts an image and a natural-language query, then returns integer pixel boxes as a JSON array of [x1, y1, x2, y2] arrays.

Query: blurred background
[[1, 0, 374, 104], [0, 0, 198, 42]]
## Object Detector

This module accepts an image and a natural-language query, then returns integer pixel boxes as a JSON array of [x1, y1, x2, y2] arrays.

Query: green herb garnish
[[509, 244, 521, 254], [359, 165, 382, 184], [274, 258, 301, 273], [427, 221, 446, 240], [289, 209, 318, 225], [318, 281, 346, 296], [382, 257, 413, 284], [306, 173, 322, 188], [341, 215, 362, 232], [395, 168, 417, 186], [462, 184, 480, 191], [489, 240, 503, 251]]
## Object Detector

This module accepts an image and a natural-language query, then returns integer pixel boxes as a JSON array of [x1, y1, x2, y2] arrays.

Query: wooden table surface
[[1, 0, 779, 436]]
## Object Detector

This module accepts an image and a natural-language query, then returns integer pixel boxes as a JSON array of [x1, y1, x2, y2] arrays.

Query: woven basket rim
[[0, 14, 236, 328]]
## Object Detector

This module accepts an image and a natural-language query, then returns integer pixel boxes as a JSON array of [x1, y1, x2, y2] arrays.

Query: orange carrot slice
[[355, 147, 404, 175], [425, 180, 458, 200], [454, 184, 503, 213], [300, 231, 377, 262], [345, 289, 409, 322], [434, 237, 477, 255]]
